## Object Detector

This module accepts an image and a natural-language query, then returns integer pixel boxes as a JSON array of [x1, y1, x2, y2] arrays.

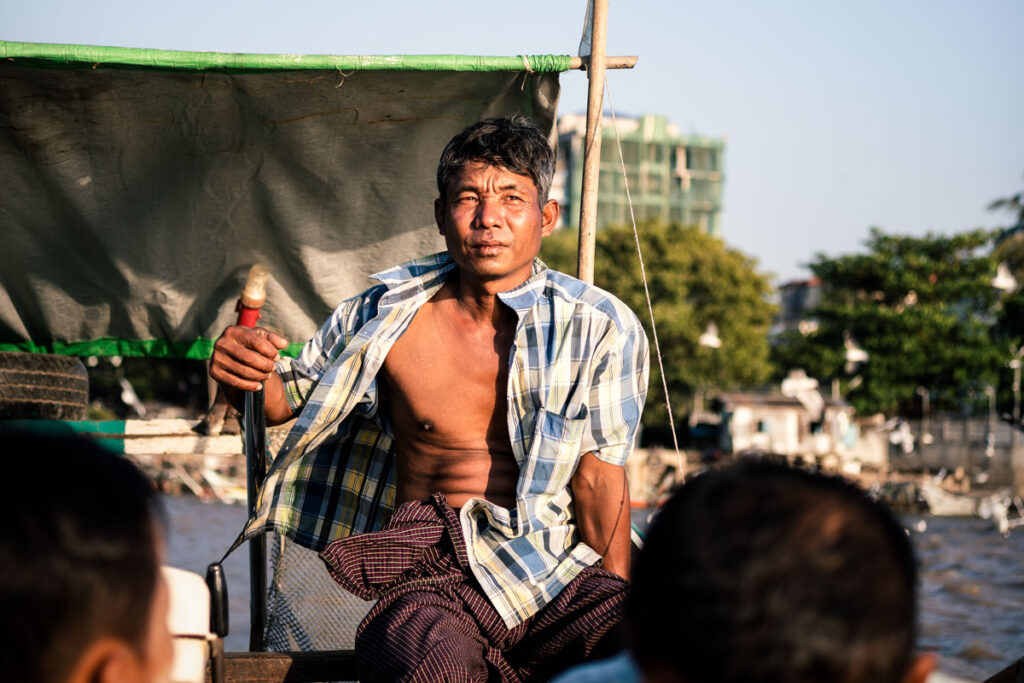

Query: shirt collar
[[371, 252, 457, 307], [371, 252, 549, 311], [496, 259, 549, 313]]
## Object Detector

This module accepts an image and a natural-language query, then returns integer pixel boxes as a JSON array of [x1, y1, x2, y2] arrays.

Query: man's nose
[[474, 197, 502, 228]]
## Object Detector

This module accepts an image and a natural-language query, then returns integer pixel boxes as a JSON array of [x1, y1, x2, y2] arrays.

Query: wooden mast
[[576, 0, 610, 284]]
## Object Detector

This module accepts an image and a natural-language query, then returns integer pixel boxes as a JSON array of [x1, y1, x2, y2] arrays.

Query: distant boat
[[919, 480, 1024, 536]]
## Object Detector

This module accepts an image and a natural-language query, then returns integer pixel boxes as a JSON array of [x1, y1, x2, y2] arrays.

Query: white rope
[[604, 77, 683, 475]]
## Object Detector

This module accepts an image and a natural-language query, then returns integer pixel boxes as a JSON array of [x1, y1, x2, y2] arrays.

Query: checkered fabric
[[320, 494, 628, 683], [242, 252, 648, 627]]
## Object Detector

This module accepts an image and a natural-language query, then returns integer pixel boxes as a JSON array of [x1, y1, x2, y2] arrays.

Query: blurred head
[[436, 115, 556, 203], [0, 430, 172, 683], [628, 461, 932, 683]]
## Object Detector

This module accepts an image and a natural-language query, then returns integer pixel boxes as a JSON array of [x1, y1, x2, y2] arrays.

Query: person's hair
[[0, 430, 163, 683], [628, 460, 917, 683], [436, 115, 555, 202]]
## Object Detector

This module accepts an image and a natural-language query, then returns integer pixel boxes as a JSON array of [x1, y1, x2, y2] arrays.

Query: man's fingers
[[209, 325, 289, 393], [263, 330, 289, 351], [217, 337, 278, 373], [209, 364, 263, 392], [242, 328, 287, 360], [215, 352, 274, 382]]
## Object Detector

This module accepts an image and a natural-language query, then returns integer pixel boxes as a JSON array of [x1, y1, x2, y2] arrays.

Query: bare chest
[[382, 301, 514, 445]]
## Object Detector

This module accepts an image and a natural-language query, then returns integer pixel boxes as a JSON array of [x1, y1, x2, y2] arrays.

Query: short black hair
[[0, 430, 162, 683], [628, 461, 917, 683], [436, 115, 555, 202]]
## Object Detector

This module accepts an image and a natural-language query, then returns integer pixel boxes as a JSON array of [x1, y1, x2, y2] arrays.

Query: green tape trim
[[0, 41, 572, 73], [0, 338, 303, 359], [0, 420, 127, 452]]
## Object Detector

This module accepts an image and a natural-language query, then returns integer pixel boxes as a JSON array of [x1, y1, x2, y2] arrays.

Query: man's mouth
[[471, 242, 506, 256]]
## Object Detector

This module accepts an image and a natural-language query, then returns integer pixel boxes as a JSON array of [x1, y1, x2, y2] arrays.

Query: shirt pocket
[[519, 406, 587, 497]]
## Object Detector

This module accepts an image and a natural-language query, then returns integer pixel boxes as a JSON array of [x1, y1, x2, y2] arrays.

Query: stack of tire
[[0, 352, 88, 420]]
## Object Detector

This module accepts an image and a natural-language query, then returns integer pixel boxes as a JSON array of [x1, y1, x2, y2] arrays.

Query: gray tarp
[[0, 62, 560, 357]]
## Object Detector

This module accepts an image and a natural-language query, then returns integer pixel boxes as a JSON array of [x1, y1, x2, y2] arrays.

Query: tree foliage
[[771, 228, 1006, 416], [541, 221, 776, 431]]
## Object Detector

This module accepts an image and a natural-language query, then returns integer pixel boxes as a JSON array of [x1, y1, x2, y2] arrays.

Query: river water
[[164, 496, 1023, 681]]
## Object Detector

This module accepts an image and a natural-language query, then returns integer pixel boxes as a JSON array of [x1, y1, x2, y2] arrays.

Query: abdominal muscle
[[395, 440, 520, 509], [383, 283, 522, 509]]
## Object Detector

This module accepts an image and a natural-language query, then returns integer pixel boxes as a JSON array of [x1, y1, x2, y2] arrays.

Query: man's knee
[[356, 594, 490, 682]]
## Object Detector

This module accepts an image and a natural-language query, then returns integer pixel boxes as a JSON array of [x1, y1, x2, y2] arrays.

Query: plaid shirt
[[243, 252, 649, 627]]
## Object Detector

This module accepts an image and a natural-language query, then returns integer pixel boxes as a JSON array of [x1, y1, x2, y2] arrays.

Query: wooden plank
[[211, 650, 359, 683], [128, 452, 240, 467], [122, 434, 242, 455], [123, 418, 206, 435]]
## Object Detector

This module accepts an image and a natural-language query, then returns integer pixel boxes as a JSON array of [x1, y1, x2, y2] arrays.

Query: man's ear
[[435, 198, 446, 235], [541, 199, 560, 237], [66, 637, 141, 683], [902, 652, 938, 683]]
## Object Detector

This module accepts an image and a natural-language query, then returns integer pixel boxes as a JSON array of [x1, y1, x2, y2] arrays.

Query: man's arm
[[572, 452, 631, 579], [208, 326, 294, 426], [570, 306, 649, 581]]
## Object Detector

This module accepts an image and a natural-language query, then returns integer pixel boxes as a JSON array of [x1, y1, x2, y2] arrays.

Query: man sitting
[[210, 115, 650, 681], [0, 431, 173, 683]]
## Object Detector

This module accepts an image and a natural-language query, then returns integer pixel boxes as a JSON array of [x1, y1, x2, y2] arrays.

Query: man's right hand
[[210, 326, 288, 391], [209, 326, 293, 424]]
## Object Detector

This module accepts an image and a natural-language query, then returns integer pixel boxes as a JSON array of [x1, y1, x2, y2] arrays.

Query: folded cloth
[[320, 493, 627, 683]]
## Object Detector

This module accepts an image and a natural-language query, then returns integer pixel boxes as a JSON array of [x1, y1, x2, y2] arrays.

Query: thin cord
[[604, 77, 683, 475]]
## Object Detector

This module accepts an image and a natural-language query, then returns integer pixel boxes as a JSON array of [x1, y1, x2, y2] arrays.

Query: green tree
[[541, 221, 776, 432], [771, 228, 1005, 416]]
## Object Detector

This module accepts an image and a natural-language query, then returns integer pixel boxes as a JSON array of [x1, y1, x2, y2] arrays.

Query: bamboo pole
[[577, 0, 610, 284], [570, 55, 636, 70]]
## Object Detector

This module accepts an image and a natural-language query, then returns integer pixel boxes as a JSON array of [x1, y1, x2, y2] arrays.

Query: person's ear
[[540, 199, 559, 237], [435, 197, 447, 235], [902, 652, 938, 683], [66, 637, 142, 683]]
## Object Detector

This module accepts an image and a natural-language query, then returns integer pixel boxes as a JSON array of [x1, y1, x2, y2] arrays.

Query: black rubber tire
[[0, 352, 89, 420]]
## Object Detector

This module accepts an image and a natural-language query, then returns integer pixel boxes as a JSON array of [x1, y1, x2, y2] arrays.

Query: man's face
[[435, 161, 559, 291]]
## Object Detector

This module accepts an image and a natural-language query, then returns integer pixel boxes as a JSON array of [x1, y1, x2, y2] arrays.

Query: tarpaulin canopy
[[0, 41, 564, 358]]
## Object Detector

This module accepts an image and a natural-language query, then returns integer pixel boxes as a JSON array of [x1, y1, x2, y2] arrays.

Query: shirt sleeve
[[274, 289, 378, 414], [579, 312, 650, 466]]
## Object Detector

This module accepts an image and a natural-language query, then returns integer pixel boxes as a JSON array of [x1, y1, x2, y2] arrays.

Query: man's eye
[[506, 195, 523, 202], [456, 195, 478, 204]]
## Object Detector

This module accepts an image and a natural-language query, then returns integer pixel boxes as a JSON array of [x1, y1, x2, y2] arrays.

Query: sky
[[3, 0, 1022, 284]]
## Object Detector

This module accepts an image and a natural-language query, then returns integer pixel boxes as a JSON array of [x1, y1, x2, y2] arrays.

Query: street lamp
[[1011, 344, 1024, 428], [985, 385, 997, 459], [692, 322, 721, 423], [916, 386, 933, 446], [992, 262, 1019, 293], [699, 321, 722, 349], [1010, 345, 1024, 451], [843, 332, 869, 374]]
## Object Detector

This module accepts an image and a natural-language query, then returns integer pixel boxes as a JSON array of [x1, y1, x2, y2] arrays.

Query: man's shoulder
[[337, 282, 390, 317], [541, 268, 643, 334]]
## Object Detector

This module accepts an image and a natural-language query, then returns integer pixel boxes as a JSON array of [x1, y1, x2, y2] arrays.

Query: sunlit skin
[[380, 162, 557, 508], [209, 160, 632, 577]]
